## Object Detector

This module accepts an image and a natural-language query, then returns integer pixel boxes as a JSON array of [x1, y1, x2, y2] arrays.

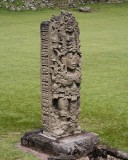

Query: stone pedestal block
[[21, 129, 99, 159]]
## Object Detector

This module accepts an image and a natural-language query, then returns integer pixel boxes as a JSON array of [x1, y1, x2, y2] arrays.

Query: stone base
[[21, 129, 100, 158]]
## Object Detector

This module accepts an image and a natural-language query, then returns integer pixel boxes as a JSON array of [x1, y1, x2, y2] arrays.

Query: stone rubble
[[0, 0, 124, 11], [79, 6, 92, 12], [0, 0, 54, 11]]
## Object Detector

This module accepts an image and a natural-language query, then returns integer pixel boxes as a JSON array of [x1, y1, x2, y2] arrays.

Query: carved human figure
[[54, 51, 81, 135]]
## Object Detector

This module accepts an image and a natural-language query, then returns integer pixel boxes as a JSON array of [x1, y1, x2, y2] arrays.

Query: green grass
[[0, 3, 128, 159]]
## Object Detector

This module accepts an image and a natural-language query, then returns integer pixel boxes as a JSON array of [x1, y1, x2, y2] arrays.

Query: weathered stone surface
[[21, 129, 100, 158], [89, 145, 128, 160], [40, 11, 82, 138], [19, 140, 128, 160], [79, 7, 92, 13]]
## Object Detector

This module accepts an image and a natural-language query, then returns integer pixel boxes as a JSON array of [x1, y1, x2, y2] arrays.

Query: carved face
[[63, 12, 70, 22], [66, 52, 79, 71]]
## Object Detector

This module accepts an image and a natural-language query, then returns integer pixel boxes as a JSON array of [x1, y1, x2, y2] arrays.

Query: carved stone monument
[[41, 11, 81, 138], [21, 11, 99, 159]]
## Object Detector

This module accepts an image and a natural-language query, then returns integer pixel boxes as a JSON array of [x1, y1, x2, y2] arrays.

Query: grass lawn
[[0, 3, 128, 159]]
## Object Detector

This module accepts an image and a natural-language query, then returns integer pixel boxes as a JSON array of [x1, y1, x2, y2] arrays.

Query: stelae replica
[[21, 11, 99, 159], [41, 11, 81, 138]]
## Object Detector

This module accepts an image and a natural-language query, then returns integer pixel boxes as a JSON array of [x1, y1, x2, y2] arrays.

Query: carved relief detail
[[41, 11, 82, 138]]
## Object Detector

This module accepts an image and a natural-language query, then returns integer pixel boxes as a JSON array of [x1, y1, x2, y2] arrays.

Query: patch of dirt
[[17, 143, 49, 160]]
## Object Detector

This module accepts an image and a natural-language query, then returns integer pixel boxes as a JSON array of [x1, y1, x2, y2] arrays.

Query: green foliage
[[0, 3, 128, 159]]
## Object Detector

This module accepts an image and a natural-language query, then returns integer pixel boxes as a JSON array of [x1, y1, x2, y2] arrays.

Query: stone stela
[[40, 11, 82, 138], [21, 11, 99, 159]]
